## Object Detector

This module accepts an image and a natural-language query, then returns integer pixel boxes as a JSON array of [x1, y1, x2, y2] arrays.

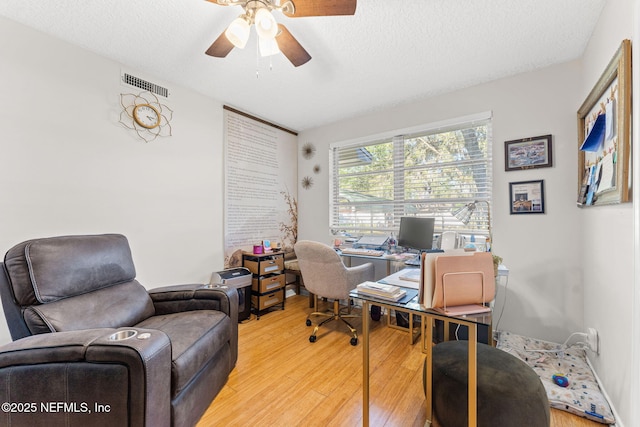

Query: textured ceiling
[[0, 0, 606, 132]]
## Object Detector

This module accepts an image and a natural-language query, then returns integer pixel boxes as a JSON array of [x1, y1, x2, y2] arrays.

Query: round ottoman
[[423, 341, 549, 427]]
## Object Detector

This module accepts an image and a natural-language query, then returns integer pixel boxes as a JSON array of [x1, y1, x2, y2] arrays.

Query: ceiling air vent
[[121, 72, 169, 98]]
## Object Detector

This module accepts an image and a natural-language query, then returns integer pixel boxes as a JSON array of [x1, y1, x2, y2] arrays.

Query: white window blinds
[[330, 115, 493, 238]]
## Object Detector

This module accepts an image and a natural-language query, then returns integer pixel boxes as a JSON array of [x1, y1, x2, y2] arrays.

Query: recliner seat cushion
[[136, 310, 231, 397]]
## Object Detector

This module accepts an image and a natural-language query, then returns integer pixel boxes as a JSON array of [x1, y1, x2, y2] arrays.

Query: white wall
[[298, 60, 585, 343], [297, 1, 637, 423], [633, 1, 640, 424], [579, 0, 636, 425], [0, 17, 227, 343]]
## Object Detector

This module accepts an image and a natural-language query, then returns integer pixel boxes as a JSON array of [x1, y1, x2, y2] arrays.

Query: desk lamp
[[452, 200, 492, 252]]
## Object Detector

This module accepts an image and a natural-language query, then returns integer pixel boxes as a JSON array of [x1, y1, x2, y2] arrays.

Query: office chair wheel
[[309, 335, 317, 343], [350, 337, 358, 346], [306, 319, 312, 326]]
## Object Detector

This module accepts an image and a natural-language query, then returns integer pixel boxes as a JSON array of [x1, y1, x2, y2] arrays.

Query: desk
[[350, 287, 492, 427], [378, 267, 422, 344]]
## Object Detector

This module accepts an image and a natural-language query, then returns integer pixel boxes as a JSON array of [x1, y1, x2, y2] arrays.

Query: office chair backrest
[[294, 240, 353, 300]]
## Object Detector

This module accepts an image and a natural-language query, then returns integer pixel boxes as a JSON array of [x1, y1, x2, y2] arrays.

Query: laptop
[[356, 235, 389, 246]]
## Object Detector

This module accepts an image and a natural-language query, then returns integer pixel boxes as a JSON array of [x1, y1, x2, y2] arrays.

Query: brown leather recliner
[[0, 234, 238, 427]]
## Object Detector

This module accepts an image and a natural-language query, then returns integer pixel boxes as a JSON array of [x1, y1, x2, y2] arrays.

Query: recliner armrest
[[148, 284, 239, 324], [0, 327, 172, 427], [148, 284, 239, 366]]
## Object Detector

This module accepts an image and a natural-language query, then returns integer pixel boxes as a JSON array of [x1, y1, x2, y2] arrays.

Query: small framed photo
[[504, 134, 553, 171], [509, 180, 545, 214]]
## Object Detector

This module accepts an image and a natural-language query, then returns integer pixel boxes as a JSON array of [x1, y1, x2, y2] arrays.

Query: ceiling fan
[[205, 0, 357, 67]]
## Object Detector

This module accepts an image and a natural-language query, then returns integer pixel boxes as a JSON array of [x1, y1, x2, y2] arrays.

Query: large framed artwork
[[577, 39, 631, 207], [222, 106, 298, 268]]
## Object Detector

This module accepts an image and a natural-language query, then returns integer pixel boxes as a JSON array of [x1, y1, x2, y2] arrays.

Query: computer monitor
[[397, 216, 435, 252]]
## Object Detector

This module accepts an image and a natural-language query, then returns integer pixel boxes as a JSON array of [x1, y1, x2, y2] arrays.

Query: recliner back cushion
[[4, 234, 137, 305], [23, 280, 155, 334], [3, 234, 155, 333]]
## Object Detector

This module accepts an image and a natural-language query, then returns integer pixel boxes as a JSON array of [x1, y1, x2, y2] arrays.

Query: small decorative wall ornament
[[313, 164, 321, 174], [301, 176, 313, 189], [119, 91, 173, 143], [302, 142, 316, 159]]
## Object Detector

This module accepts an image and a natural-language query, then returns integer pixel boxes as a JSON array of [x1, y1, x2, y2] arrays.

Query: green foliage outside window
[[331, 121, 492, 237]]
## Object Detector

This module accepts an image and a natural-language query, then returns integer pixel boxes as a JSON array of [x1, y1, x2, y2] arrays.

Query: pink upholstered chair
[[294, 240, 374, 346]]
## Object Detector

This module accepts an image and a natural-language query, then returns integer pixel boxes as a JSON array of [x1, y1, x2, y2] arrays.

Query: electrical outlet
[[587, 328, 599, 353]]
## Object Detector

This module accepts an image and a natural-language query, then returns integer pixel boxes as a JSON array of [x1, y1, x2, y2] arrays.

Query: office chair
[[294, 240, 374, 346]]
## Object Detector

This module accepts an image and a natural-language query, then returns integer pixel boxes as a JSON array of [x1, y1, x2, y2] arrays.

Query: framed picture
[[509, 180, 545, 214], [577, 39, 631, 207], [504, 135, 552, 171]]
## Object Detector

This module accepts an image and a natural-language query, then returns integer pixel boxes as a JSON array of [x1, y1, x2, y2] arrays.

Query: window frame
[[329, 112, 493, 241]]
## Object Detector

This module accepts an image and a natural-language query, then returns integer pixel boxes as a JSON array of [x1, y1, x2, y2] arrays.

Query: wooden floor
[[198, 295, 605, 427]]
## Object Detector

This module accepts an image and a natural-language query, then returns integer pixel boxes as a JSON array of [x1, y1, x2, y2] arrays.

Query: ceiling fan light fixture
[[258, 35, 280, 57], [254, 8, 278, 39], [225, 16, 250, 49], [279, 1, 295, 16], [206, 0, 357, 66]]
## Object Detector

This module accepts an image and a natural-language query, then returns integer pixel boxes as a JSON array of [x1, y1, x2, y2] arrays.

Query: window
[[329, 113, 492, 240]]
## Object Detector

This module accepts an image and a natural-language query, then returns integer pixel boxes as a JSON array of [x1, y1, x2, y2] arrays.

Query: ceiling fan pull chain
[[256, 39, 260, 79]]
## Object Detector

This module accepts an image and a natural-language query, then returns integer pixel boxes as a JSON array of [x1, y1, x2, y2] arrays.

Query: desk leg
[[425, 315, 433, 425], [468, 324, 478, 427], [443, 320, 450, 342], [408, 312, 414, 346], [362, 300, 370, 427]]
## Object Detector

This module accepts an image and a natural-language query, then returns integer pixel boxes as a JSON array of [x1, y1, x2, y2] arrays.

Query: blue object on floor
[[552, 374, 569, 388]]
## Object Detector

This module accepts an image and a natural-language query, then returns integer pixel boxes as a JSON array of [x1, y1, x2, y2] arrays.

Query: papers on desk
[[399, 269, 421, 282], [356, 281, 407, 302], [380, 268, 421, 289]]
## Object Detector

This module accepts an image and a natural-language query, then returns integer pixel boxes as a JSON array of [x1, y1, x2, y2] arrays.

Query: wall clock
[[119, 91, 172, 143], [133, 104, 161, 129]]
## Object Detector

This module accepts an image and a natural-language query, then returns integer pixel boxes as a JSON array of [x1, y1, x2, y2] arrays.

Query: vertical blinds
[[330, 117, 492, 237]]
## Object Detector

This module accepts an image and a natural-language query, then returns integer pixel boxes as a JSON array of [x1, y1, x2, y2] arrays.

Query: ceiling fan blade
[[283, 0, 356, 17], [205, 0, 228, 5], [275, 24, 311, 67], [205, 30, 235, 57]]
